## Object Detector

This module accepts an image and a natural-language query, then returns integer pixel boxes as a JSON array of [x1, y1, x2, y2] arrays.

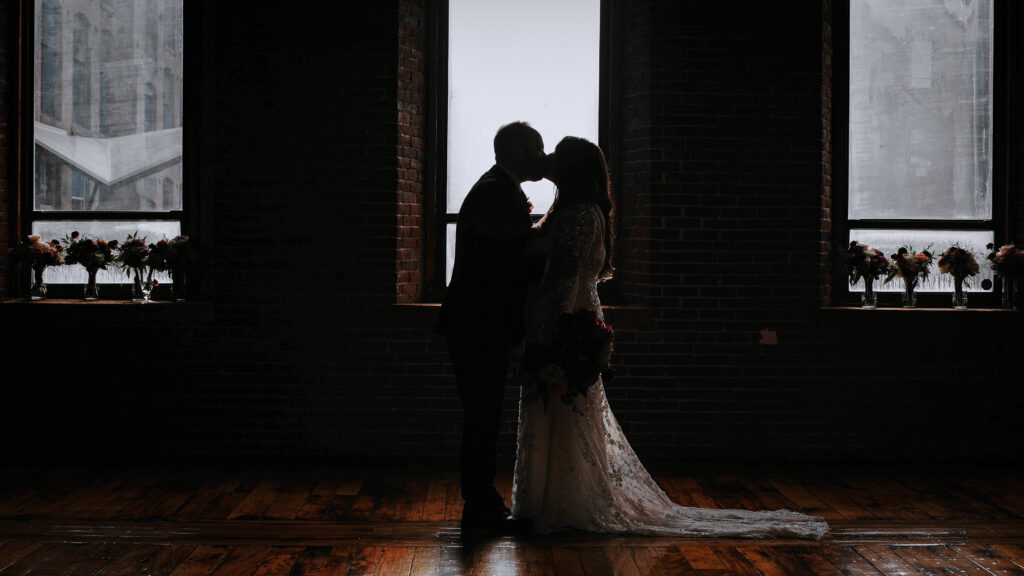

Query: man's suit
[[435, 165, 536, 514]]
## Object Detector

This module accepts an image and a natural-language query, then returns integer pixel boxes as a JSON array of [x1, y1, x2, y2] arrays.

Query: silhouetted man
[[434, 121, 547, 532]]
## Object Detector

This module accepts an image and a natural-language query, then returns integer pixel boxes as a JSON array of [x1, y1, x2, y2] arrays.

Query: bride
[[511, 136, 828, 539]]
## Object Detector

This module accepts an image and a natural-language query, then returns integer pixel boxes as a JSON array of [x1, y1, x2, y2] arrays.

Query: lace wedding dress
[[511, 202, 828, 539]]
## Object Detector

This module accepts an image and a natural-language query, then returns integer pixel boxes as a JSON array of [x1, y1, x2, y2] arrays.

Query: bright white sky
[[447, 0, 600, 216]]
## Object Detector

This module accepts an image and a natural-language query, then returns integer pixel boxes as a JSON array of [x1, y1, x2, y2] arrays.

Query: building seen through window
[[31, 0, 183, 284]]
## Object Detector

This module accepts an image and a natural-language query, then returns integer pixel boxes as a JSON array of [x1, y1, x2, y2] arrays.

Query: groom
[[434, 121, 548, 532]]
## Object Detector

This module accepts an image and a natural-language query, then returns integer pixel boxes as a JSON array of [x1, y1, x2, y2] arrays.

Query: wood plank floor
[[1, 462, 1022, 575]]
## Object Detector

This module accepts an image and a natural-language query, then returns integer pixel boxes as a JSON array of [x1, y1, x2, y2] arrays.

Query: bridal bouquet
[[884, 246, 934, 285], [9, 235, 64, 269], [116, 232, 152, 301], [148, 235, 189, 299], [116, 233, 150, 273], [147, 235, 189, 271], [937, 245, 980, 283], [845, 241, 889, 285], [523, 308, 614, 415], [986, 243, 1024, 279], [9, 235, 64, 299], [63, 232, 116, 272], [987, 243, 1024, 308], [63, 231, 117, 300]]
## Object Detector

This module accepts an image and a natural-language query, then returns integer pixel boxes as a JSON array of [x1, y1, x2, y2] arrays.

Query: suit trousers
[[446, 335, 511, 510]]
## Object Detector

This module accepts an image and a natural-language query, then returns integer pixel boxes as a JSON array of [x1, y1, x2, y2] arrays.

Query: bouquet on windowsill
[[62, 231, 115, 272], [986, 243, 1024, 279], [116, 232, 150, 274], [884, 246, 934, 286], [8, 235, 64, 270], [116, 232, 153, 300], [147, 235, 189, 272], [522, 308, 614, 415], [937, 245, 980, 283], [8, 236, 64, 299], [845, 241, 889, 285]]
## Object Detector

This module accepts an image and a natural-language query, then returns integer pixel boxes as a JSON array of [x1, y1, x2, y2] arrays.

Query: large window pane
[[31, 220, 180, 284], [848, 229, 994, 292], [446, 0, 600, 217], [34, 0, 183, 212], [445, 222, 457, 286], [849, 0, 992, 220]]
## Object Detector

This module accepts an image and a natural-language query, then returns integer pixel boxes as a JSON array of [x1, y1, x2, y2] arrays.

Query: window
[[434, 0, 605, 289], [27, 0, 185, 288], [836, 0, 1010, 305]]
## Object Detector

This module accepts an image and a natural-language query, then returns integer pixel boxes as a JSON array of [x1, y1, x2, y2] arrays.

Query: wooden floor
[[1, 461, 1023, 575]]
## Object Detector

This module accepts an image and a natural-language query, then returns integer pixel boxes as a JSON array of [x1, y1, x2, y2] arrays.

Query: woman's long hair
[[542, 136, 614, 281]]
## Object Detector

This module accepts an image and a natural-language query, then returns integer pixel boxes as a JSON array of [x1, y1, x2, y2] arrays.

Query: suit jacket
[[435, 165, 540, 347]]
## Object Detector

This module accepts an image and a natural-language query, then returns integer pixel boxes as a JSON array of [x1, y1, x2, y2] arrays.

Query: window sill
[[820, 305, 1023, 333], [392, 303, 654, 330], [0, 298, 215, 323]]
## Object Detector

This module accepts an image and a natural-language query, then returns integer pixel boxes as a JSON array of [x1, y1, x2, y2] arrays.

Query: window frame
[[14, 0, 200, 300], [831, 0, 1013, 308], [423, 0, 617, 302]]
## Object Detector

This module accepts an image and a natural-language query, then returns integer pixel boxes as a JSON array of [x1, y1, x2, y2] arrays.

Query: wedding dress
[[511, 202, 828, 539]]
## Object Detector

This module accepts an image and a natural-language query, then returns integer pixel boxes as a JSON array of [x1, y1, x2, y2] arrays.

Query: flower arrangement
[[62, 231, 116, 272], [987, 243, 1024, 308], [116, 232, 152, 301], [148, 235, 189, 301], [846, 241, 890, 285], [885, 246, 934, 285], [62, 231, 116, 300], [937, 245, 980, 283], [9, 235, 64, 270], [986, 243, 1024, 280], [938, 245, 979, 309], [885, 246, 933, 308], [147, 235, 189, 272], [523, 308, 614, 415], [8, 235, 64, 299], [116, 232, 150, 273]]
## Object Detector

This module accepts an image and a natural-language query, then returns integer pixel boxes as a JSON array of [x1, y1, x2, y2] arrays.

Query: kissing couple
[[435, 122, 828, 539]]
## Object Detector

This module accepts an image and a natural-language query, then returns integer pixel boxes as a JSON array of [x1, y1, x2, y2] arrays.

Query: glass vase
[[142, 273, 155, 303], [861, 277, 877, 309], [84, 269, 100, 301], [952, 277, 968, 309], [1003, 277, 1018, 310], [170, 268, 185, 302], [29, 266, 47, 300], [131, 269, 145, 302], [901, 275, 917, 308]]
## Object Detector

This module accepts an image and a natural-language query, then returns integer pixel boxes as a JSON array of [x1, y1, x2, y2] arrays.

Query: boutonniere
[[525, 195, 534, 213]]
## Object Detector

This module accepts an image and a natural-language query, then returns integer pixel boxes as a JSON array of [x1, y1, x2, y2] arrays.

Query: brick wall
[[1, 0, 1022, 467], [396, 0, 426, 303], [821, 0, 833, 306], [614, 1, 653, 308]]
